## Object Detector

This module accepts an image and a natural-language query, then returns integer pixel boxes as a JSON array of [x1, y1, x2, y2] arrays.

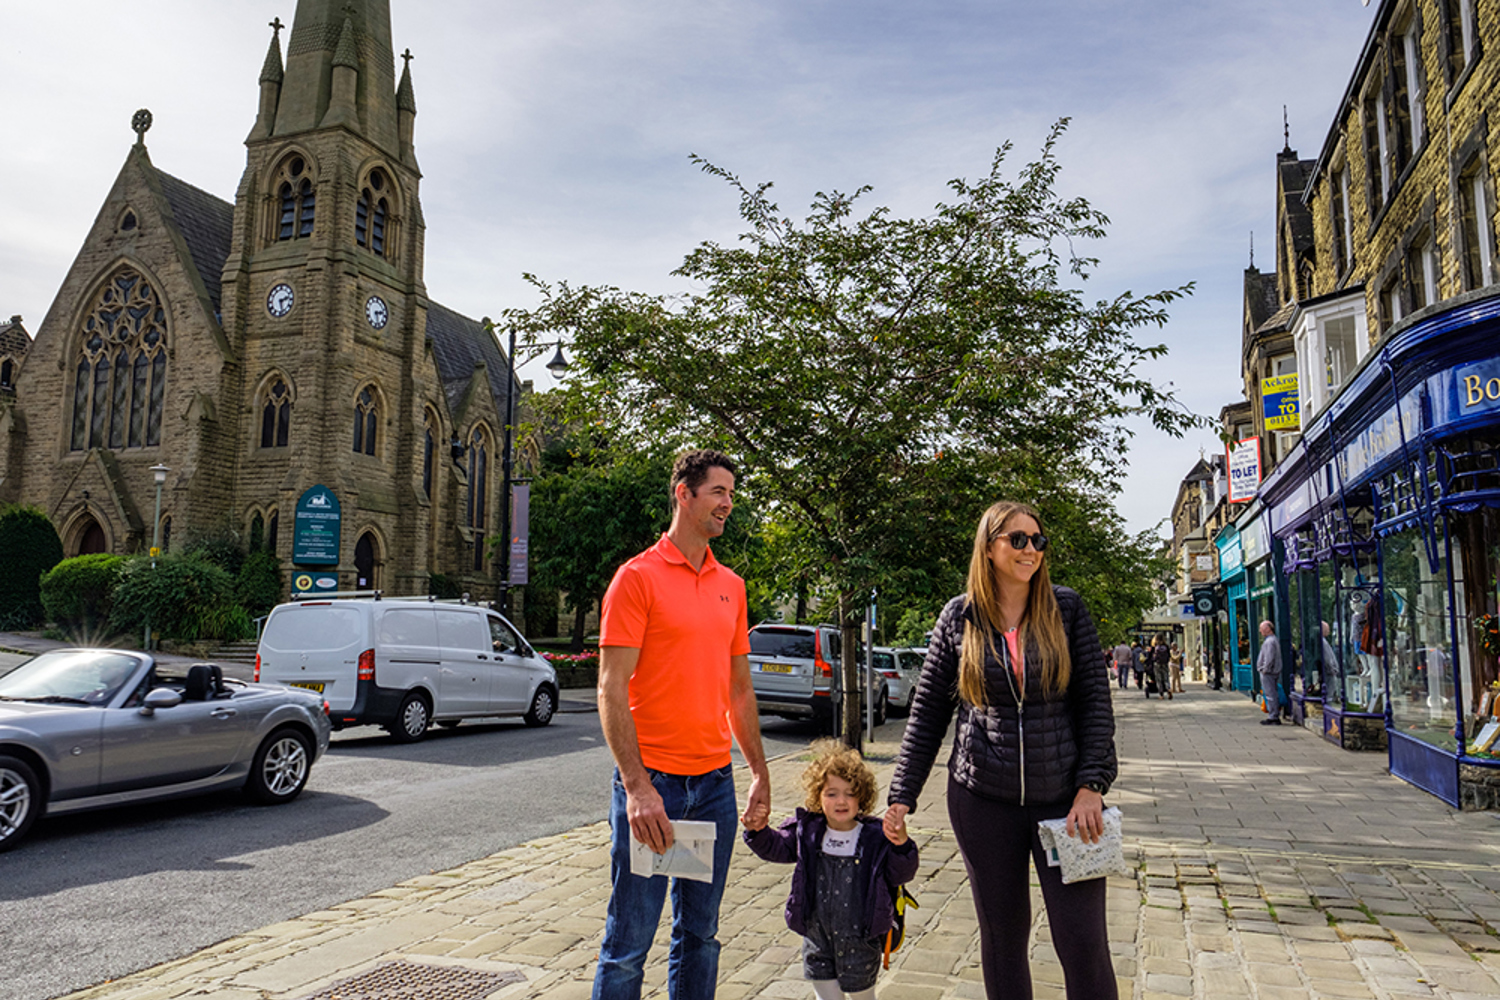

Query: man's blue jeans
[[592, 764, 738, 1000]]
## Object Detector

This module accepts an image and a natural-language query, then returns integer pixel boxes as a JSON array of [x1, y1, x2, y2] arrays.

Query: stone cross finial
[[269, 16, 284, 38], [1283, 105, 1290, 150], [402, 48, 414, 69], [131, 108, 153, 145]]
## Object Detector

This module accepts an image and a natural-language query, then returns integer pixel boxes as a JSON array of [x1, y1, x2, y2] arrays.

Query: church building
[[0, 0, 517, 599]]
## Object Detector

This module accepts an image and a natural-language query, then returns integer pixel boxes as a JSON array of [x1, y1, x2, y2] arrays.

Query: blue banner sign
[[292, 486, 341, 566]]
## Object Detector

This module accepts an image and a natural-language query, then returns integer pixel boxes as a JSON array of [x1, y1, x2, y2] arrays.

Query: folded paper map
[[629, 820, 717, 883]]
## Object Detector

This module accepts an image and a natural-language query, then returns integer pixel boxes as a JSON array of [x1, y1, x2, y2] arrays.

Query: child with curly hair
[[743, 740, 920, 1000]]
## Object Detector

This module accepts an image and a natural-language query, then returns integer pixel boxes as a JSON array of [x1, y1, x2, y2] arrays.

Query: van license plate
[[290, 682, 325, 693], [759, 663, 793, 674]]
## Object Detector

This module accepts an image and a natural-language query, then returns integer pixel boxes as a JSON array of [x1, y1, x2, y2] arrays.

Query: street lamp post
[[144, 463, 169, 650], [495, 327, 569, 615]]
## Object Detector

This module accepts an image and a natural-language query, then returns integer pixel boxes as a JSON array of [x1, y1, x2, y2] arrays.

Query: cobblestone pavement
[[54, 683, 1500, 1000]]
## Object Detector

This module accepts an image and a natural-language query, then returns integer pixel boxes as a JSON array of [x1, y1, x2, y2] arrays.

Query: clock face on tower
[[266, 283, 294, 318], [365, 295, 389, 329]]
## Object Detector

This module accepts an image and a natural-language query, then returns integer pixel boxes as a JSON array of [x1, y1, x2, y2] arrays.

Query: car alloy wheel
[[524, 685, 556, 728], [389, 692, 430, 742], [247, 729, 312, 804], [0, 756, 40, 851]]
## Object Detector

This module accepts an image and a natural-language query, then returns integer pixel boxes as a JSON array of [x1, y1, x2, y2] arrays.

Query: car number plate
[[759, 663, 794, 674], [290, 681, 325, 693]]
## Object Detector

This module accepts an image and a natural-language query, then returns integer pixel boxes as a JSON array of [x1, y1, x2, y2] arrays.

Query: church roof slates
[[425, 301, 520, 419], [156, 171, 234, 313]]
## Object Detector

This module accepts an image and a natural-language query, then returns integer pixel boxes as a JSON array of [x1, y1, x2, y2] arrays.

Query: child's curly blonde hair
[[801, 739, 878, 814]]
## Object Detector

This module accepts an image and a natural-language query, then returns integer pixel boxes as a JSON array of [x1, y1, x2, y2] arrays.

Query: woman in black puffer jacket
[[883, 500, 1118, 1000]]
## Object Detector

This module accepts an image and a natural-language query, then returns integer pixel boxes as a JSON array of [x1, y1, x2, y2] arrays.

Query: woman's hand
[[883, 803, 910, 845], [1066, 787, 1104, 844]]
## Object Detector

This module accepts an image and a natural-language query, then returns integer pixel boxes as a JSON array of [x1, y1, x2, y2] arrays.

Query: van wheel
[[524, 685, 556, 728], [0, 755, 42, 853], [388, 693, 430, 742]]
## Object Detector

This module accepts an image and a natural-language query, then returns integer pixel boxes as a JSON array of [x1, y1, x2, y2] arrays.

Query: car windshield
[[749, 629, 817, 658], [0, 650, 142, 705]]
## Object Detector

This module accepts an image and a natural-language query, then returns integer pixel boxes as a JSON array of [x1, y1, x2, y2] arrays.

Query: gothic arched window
[[467, 427, 489, 570], [70, 267, 168, 452], [275, 156, 316, 242], [260, 377, 291, 448], [352, 385, 379, 456], [422, 415, 436, 500], [267, 509, 280, 552], [355, 169, 391, 257], [0, 359, 13, 387]]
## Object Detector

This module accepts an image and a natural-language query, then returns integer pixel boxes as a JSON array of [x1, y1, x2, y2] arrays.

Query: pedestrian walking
[[1257, 620, 1283, 727], [592, 450, 771, 1000], [1112, 639, 1132, 691], [1169, 642, 1184, 694], [1145, 637, 1169, 699], [885, 500, 1119, 1000], [1130, 641, 1145, 689], [744, 740, 920, 1000]]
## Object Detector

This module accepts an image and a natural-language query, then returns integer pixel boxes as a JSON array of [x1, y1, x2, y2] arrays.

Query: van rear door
[[258, 603, 366, 710]]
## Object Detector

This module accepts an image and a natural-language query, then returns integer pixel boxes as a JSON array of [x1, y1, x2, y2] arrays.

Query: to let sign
[[1227, 437, 1261, 503], [1261, 374, 1300, 431], [292, 486, 341, 565]]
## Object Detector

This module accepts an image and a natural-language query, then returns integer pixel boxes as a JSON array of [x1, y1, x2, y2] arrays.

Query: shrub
[[108, 554, 251, 642], [428, 573, 462, 600], [236, 550, 284, 619], [182, 534, 245, 577], [0, 505, 64, 628], [40, 553, 124, 631]]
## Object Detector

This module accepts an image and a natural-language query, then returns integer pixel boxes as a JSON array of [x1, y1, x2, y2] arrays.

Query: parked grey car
[[0, 648, 332, 852], [748, 623, 887, 728], [874, 646, 926, 714]]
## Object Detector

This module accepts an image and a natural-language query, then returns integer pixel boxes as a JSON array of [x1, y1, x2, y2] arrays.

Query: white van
[[255, 595, 558, 741]]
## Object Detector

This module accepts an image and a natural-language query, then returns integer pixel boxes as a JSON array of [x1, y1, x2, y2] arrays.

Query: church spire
[[271, 0, 399, 153], [320, 15, 361, 128], [396, 47, 418, 169], [247, 17, 285, 142]]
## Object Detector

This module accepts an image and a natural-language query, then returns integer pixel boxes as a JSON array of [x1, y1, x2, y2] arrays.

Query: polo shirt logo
[[720, 595, 730, 603]]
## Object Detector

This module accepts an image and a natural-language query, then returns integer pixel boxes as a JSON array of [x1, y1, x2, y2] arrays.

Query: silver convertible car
[[0, 648, 332, 852]]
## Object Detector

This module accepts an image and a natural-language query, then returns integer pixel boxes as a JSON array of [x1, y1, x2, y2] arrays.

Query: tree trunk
[[571, 601, 589, 652], [838, 592, 863, 754]]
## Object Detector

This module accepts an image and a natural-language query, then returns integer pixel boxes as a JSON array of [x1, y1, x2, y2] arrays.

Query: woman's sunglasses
[[1002, 531, 1048, 552]]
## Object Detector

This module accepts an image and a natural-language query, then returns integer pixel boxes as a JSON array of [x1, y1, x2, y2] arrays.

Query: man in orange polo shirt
[[593, 449, 771, 1000]]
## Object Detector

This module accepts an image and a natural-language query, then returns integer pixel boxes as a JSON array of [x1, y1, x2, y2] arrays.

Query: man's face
[[1260, 622, 1273, 638], [678, 466, 735, 539]]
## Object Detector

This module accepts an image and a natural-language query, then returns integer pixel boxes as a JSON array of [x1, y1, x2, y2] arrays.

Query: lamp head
[[150, 463, 170, 485], [545, 343, 571, 377]]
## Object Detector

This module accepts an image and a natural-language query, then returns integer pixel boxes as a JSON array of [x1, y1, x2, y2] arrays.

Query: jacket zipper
[[1000, 627, 1026, 806]]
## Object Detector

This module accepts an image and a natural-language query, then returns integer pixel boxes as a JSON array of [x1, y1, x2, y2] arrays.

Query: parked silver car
[[748, 623, 887, 727], [0, 648, 332, 852], [874, 646, 927, 714]]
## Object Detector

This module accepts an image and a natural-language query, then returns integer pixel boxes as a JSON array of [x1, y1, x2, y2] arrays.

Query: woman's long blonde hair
[[958, 501, 1072, 706]]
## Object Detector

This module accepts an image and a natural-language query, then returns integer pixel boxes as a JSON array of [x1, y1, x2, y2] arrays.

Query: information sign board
[[292, 485, 341, 566]]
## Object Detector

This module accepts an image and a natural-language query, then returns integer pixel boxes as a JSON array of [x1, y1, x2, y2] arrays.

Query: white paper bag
[[629, 820, 717, 883]]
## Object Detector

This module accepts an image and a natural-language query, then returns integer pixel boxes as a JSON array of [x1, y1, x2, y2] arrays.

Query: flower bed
[[542, 649, 600, 689]]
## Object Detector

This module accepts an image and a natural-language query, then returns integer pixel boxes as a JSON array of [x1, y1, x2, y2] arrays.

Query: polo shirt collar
[[655, 533, 720, 574]]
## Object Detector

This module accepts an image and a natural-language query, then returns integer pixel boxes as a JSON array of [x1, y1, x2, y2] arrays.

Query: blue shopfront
[[1257, 291, 1500, 806], [1216, 525, 1249, 691]]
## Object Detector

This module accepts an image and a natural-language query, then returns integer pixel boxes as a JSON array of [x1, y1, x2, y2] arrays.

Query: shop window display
[[1383, 528, 1458, 751], [1334, 547, 1383, 713], [1290, 567, 1324, 697], [1320, 560, 1343, 707]]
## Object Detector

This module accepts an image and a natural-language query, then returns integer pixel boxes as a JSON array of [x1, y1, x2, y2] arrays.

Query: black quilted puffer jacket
[[888, 587, 1117, 810]]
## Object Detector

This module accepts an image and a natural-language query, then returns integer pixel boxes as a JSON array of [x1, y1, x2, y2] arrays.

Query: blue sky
[[3, 1, 1378, 537]]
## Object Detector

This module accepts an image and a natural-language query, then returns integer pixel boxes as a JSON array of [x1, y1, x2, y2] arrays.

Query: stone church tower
[[0, 0, 517, 599]]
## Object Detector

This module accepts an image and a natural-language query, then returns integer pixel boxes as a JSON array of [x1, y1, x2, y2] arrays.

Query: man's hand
[[1066, 787, 1104, 844], [626, 778, 674, 854], [883, 803, 910, 845], [741, 770, 770, 830]]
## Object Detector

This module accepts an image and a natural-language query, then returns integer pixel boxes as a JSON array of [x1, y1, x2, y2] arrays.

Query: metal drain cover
[[296, 960, 525, 1000]]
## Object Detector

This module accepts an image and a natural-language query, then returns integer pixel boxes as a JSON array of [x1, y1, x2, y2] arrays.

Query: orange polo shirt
[[600, 534, 750, 775]]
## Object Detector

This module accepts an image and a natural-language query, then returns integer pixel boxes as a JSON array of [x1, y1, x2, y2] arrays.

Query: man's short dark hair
[[671, 449, 737, 504]]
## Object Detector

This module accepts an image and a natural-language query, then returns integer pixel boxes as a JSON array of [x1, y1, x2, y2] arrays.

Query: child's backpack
[[882, 884, 919, 969]]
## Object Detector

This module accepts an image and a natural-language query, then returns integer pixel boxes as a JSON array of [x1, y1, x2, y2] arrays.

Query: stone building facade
[[0, 0, 518, 600]]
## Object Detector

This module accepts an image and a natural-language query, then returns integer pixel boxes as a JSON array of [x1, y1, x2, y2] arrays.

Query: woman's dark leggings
[[947, 778, 1118, 1000]]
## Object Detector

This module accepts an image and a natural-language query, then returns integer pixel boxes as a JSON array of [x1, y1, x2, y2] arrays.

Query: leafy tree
[[0, 505, 64, 628], [507, 124, 1193, 745], [527, 445, 673, 651], [235, 550, 284, 620], [40, 553, 124, 635], [109, 554, 251, 643]]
